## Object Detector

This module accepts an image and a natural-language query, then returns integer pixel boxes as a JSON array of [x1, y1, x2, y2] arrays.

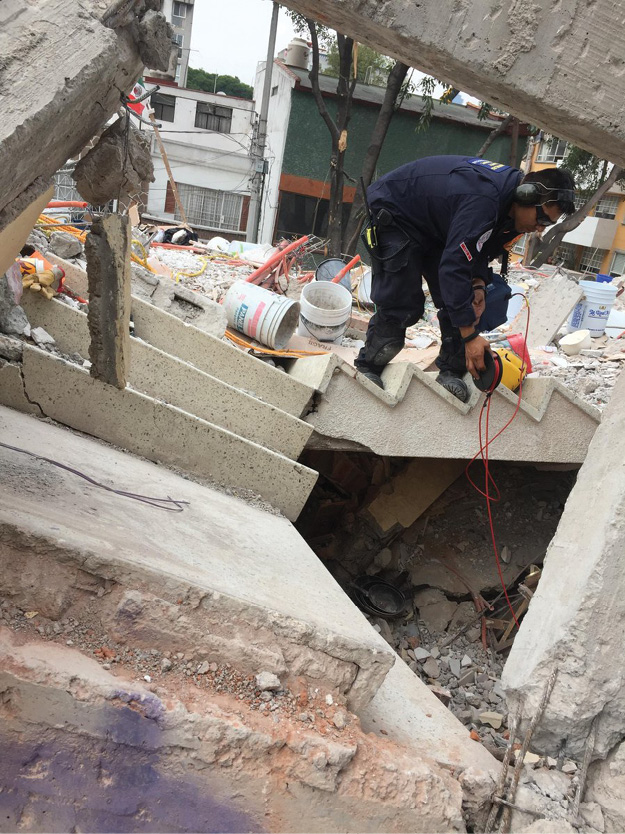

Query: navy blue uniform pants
[[356, 226, 467, 375]]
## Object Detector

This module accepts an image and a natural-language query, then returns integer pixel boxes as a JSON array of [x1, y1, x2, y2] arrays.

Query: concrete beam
[[280, 0, 625, 166], [502, 368, 625, 759], [86, 215, 131, 389], [0, 1, 169, 232]]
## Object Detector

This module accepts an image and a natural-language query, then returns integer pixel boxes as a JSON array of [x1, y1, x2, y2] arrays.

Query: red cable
[[465, 294, 531, 629]]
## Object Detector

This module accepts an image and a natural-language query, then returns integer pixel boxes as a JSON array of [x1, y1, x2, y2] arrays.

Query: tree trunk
[[342, 60, 410, 254], [508, 117, 519, 167], [529, 165, 623, 267], [306, 23, 355, 256], [476, 114, 513, 158]]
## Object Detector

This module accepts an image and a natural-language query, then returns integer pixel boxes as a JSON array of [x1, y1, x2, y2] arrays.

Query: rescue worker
[[355, 156, 576, 400]]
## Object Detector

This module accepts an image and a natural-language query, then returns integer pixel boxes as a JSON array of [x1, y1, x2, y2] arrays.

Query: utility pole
[[246, 0, 279, 243]]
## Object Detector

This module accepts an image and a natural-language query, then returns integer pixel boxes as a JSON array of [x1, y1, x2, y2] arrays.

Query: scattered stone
[[579, 801, 605, 832], [196, 661, 210, 675], [479, 711, 503, 730], [429, 646, 440, 659], [413, 647, 431, 662], [546, 757, 557, 769], [332, 711, 347, 729], [414, 588, 458, 632], [523, 751, 541, 766], [561, 760, 578, 774], [48, 231, 83, 259], [325, 694, 333, 706], [531, 767, 571, 800], [374, 547, 392, 568], [422, 656, 440, 678], [501, 545, 511, 564], [461, 653, 473, 667], [160, 657, 172, 672], [458, 668, 476, 687], [255, 671, 282, 691], [449, 657, 461, 678], [31, 326, 55, 347], [428, 685, 451, 706]]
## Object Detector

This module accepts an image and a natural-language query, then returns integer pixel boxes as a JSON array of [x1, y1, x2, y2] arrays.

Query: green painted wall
[[282, 90, 526, 182]]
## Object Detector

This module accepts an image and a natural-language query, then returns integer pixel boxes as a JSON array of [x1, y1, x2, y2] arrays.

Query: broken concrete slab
[[47, 231, 83, 260], [0, 627, 464, 832], [0, 268, 29, 337], [502, 367, 625, 758], [586, 740, 625, 833], [414, 588, 458, 633], [0, 406, 394, 713], [3, 347, 318, 521], [74, 119, 154, 205], [507, 270, 584, 348], [86, 214, 132, 389], [19, 296, 314, 460], [0, 1, 168, 234], [278, 0, 625, 168]]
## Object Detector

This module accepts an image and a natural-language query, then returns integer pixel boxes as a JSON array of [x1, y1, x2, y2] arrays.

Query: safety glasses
[[535, 205, 558, 227]]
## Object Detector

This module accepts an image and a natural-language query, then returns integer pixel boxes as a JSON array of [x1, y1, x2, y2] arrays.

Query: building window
[[195, 102, 232, 133], [172, 33, 184, 58], [579, 246, 608, 274], [152, 92, 176, 122], [511, 234, 527, 256], [536, 137, 568, 164], [554, 242, 576, 269], [172, 1, 186, 17], [610, 251, 625, 277], [271, 85, 278, 96], [175, 62, 181, 82], [175, 183, 244, 231], [574, 194, 586, 211], [594, 195, 619, 219]]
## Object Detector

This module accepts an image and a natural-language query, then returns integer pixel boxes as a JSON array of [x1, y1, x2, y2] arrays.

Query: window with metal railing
[[536, 138, 568, 164], [175, 183, 243, 231], [579, 246, 608, 274], [152, 92, 176, 123], [554, 242, 577, 269], [593, 195, 619, 219], [195, 102, 232, 133]]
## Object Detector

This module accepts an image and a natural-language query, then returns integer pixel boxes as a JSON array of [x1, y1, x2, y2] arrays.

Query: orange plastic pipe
[[331, 254, 360, 283], [245, 235, 309, 283], [47, 201, 88, 208]]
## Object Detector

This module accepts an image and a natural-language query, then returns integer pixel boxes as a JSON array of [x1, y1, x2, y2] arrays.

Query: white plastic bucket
[[223, 281, 300, 350], [297, 281, 352, 343], [567, 280, 618, 336], [357, 268, 373, 304]]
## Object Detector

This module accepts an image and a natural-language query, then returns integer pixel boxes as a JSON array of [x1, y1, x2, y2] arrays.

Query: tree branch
[[476, 114, 513, 158], [530, 164, 623, 267], [307, 19, 339, 142]]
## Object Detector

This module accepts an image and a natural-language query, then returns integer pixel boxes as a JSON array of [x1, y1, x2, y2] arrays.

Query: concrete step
[[0, 404, 392, 709], [0, 348, 318, 521], [297, 357, 601, 463], [20, 296, 313, 460]]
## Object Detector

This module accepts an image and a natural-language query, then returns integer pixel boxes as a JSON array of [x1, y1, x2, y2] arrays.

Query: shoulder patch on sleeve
[[460, 241, 473, 262], [476, 228, 493, 252], [468, 158, 510, 172]]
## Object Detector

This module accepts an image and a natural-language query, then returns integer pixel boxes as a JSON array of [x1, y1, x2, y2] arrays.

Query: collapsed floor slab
[[502, 367, 625, 759], [0, 405, 390, 711]]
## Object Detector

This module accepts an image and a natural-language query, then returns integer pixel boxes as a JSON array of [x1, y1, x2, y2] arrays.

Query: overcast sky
[[189, 0, 299, 87]]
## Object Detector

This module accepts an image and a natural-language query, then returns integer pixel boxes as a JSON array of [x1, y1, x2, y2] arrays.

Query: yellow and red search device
[[474, 345, 528, 393]]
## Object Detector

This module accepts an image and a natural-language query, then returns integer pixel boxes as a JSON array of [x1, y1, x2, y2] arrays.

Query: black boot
[[436, 371, 469, 402], [355, 315, 405, 390]]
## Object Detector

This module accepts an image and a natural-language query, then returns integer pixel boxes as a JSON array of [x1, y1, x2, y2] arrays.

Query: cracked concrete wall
[[0, 0, 170, 233], [280, 0, 625, 166], [502, 368, 625, 759]]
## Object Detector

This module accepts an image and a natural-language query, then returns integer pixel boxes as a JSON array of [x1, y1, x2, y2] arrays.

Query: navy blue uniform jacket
[[367, 155, 523, 327]]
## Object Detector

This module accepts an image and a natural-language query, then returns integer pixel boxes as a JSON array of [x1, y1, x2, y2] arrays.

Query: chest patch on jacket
[[460, 241, 473, 261], [468, 158, 510, 172]]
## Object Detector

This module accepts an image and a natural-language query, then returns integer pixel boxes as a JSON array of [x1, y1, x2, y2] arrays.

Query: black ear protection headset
[[514, 181, 575, 206]]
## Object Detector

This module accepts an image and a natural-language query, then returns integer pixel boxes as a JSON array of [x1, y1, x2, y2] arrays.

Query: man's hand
[[459, 327, 491, 379], [472, 286, 486, 323]]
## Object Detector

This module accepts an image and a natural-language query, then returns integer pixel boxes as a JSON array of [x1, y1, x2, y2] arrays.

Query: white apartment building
[[148, 0, 194, 88], [144, 82, 256, 238]]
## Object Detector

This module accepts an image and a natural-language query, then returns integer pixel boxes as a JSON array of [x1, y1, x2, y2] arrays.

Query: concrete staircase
[[5, 294, 320, 521], [288, 353, 601, 464]]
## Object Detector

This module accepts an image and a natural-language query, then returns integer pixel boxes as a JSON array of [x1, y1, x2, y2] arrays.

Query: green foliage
[[415, 76, 439, 132], [186, 68, 253, 99], [560, 145, 621, 197], [284, 10, 333, 49], [323, 41, 392, 83]]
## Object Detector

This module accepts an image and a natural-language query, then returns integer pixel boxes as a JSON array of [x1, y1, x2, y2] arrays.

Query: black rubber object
[[436, 371, 469, 403], [473, 350, 503, 393]]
